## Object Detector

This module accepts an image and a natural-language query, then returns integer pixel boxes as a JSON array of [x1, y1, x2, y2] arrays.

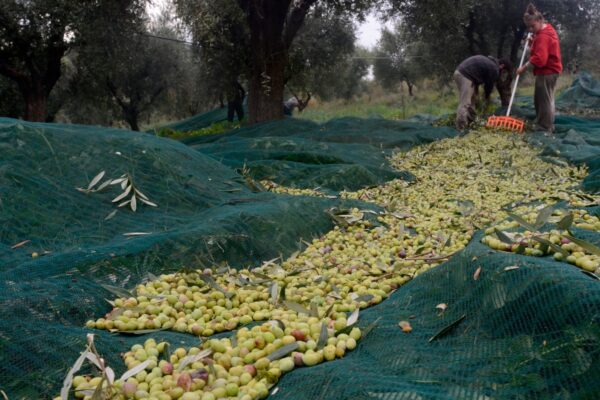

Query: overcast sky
[[147, 2, 386, 49]]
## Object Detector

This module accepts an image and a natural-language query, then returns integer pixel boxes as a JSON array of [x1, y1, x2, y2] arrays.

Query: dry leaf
[[11, 240, 30, 249], [436, 303, 447, 312], [87, 171, 105, 190], [120, 359, 151, 382], [398, 320, 412, 333], [473, 267, 482, 280], [504, 266, 519, 271]]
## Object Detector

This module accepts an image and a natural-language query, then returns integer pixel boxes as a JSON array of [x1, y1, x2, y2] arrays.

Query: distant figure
[[227, 80, 245, 122], [517, 3, 562, 133], [283, 94, 311, 116], [453, 56, 512, 130], [283, 97, 300, 116]]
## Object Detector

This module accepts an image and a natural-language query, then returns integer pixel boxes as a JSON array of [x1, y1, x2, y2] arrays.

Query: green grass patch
[[156, 120, 244, 139]]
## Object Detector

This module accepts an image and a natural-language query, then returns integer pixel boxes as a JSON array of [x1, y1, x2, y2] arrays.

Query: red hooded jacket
[[530, 23, 562, 75]]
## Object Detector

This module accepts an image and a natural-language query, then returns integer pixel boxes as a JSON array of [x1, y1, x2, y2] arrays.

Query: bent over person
[[454, 55, 512, 130], [517, 3, 562, 133]]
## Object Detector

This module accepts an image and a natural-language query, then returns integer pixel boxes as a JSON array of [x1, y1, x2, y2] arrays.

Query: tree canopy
[[0, 0, 146, 121]]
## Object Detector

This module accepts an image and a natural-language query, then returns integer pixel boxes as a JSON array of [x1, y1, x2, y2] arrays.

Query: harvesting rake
[[486, 33, 532, 133]]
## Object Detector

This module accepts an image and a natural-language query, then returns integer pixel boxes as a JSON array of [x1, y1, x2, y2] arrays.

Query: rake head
[[486, 115, 525, 133]]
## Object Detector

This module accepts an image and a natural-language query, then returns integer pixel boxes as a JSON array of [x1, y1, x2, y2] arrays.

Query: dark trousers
[[227, 99, 244, 122], [534, 74, 559, 133]]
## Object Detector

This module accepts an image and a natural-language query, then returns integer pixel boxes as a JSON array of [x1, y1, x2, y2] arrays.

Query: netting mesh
[[2, 73, 600, 400], [557, 72, 600, 112], [156, 108, 230, 133], [184, 117, 456, 191], [274, 234, 600, 399], [0, 116, 445, 398]]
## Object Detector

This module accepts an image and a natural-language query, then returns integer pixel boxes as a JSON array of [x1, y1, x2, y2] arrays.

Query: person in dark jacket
[[454, 56, 512, 130], [517, 3, 562, 133], [227, 80, 245, 122]]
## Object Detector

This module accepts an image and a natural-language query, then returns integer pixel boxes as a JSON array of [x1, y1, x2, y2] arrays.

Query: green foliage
[[175, 0, 249, 103], [287, 8, 367, 100], [157, 120, 243, 140], [387, 0, 599, 79], [65, 4, 195, 131], [0, 0, 147, 121], [373, 23, 427, 94]]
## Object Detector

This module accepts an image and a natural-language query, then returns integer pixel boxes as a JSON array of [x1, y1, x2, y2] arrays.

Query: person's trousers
[[227, 99, 244, 122], [534, 74, 559, 133], [454, 70, 476, 130]]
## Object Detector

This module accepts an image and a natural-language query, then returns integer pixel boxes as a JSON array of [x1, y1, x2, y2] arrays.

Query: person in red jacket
[[517, 3, 563, 133]]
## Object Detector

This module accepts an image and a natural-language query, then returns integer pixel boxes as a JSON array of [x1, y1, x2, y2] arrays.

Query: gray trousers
[[454, 70, 477, 130], [534, 74, 559, 133]]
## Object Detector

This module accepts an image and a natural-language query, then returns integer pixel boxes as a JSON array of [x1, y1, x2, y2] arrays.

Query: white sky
[[356, 13, 388, 49], [147, 2, 386, 49]]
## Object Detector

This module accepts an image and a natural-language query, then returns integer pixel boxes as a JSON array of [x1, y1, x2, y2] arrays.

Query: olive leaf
[[269, 282, 279, 305], [361, 317, 382, 338], [507, 212, 537, 232], [316, 323, 328, 350], [428, 314, 466, 343], [120, 359, 152, 381], [90, 376, 105, 400], [557, 213, 574, 230], [354, 294, 374, 303], [104, 210, 118, 221], [564, 235, 600, 256], [534, 204, 557, 229], [112, 185, 132, 203], [60, 349, 90, 400], [532, 237, 569, 258], [310, 302, 319, 318], [347, 308, 359, 326], [87, 171, 106, 190], [283, 300, 311, 315], [100, 284, 134, 299], [200, 274, 234, 298], [267, 343, 299, 361], [495, 229, 514, 245], [177, 349, 212, 372]]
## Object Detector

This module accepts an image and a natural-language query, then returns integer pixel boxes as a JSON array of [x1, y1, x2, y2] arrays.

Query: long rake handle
[[506, 33, 532, 117]]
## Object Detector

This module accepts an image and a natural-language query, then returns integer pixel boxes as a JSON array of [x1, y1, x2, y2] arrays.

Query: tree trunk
[[22, 83, 49, 122], [510, 26, 527, 65], [124, 109, 140, 131], [407, 81, 414, 96], [247, 5, 288, 125], [248, 52, 286, 124]]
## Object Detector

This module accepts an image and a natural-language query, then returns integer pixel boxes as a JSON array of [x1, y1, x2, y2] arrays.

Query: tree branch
[[106, 78, 128, 111], [283, 0, 318, 48]]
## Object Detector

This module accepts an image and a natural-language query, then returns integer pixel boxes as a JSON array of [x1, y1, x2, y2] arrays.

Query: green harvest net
[[0, 116, 448, 398], [557, 72, 600, 113], [157, 108, 230, 133], [183, 117, 456, 192], [2, 71, 600, 400]]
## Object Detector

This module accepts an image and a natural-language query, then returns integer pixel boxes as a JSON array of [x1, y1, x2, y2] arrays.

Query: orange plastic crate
[[486, 116, 525, 133]]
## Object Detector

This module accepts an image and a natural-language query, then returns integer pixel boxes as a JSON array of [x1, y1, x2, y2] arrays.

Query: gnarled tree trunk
[[241, 0, 316, 124]]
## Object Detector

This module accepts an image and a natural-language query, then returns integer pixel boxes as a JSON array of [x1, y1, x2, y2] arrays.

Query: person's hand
[[516, 65, 527, 75]]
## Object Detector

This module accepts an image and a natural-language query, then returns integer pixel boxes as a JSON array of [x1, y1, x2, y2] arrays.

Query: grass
[[299, 74, 576, 123], [299, 81, 456, 123], [155, 120, 244, 140], [154, 73, 578, 138]]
